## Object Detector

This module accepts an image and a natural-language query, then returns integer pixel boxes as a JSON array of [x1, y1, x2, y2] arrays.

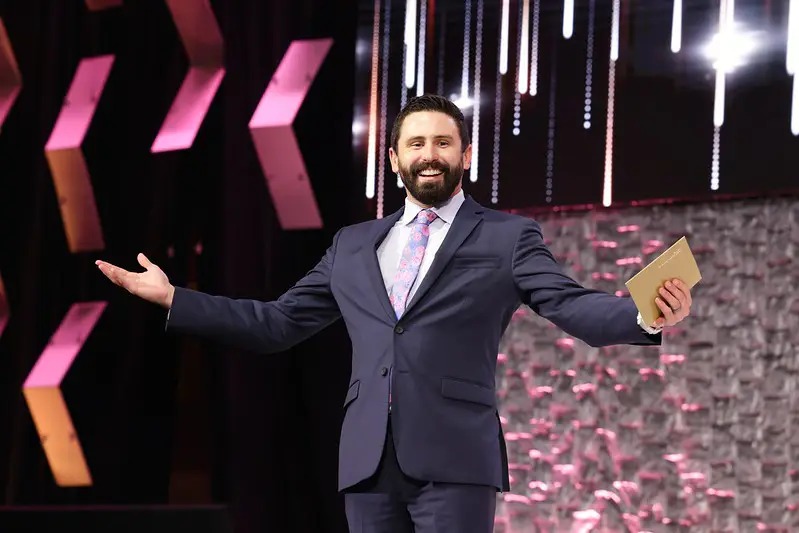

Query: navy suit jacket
[[166, 195, 660, 492]]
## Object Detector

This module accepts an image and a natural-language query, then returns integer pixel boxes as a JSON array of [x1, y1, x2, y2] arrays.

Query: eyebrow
[[405, 135, 454, 144]]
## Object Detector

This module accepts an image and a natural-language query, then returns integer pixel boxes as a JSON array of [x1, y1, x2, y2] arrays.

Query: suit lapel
[[402, 196, 485, 317], [360, 206, 404, 323]]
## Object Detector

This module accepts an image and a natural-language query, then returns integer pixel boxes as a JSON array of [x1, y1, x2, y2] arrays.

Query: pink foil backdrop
[[494, 197, 799, 532]]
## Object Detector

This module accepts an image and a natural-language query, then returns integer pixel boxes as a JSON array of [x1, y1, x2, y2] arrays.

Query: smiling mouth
[[417, 171, 444, 178]]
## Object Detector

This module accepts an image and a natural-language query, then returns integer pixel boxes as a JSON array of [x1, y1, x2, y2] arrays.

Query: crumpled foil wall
[[494, 197, 799, 533]]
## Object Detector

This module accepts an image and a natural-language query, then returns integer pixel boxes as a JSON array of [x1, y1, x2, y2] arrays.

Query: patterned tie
[[389, 208, 438, 319]]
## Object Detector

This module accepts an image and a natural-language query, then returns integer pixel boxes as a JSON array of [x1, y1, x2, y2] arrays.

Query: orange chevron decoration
[[44, 55, 114, 253], [151, 0, 225, 152], [248, 38, 333, 230], [0, 17, 22, 133], [23, 301, 107, 487]]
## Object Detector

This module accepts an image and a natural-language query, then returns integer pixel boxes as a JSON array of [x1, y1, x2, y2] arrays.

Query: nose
[[420, 145, 437, 162]]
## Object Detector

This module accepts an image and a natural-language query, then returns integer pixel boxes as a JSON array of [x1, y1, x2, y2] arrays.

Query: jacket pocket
[[343, 380, 360, 409], [441, 377, 495, 407], [449, 256, 501, 269]]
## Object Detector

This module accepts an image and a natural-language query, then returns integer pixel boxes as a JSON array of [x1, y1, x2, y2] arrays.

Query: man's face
[[389, 111, 472, 206]]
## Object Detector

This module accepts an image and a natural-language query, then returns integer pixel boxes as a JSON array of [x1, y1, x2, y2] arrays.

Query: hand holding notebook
[[625, 236, 701, 328]]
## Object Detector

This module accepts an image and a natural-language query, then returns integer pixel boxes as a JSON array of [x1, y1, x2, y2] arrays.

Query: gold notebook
[[625, 236, 702, 326]]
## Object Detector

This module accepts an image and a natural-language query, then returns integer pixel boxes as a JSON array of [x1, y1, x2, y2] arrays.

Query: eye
[[410, 142, 423, 148], [438, 140, 450, 147]]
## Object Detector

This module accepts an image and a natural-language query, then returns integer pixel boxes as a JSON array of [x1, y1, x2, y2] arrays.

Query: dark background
[[0, 1, 361, 532], [353, 0, 799, 213]]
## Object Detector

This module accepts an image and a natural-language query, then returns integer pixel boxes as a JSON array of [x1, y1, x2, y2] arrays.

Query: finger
[[664, 280, 687, 308], [674, 279, 692, 307], [658, 285, 681, 311], [96, 263, 122, 285], [654, 317, 666, 328], [97, 262, 132, 287], [137, 253, 154, 270], [655, 297, 675, 324]]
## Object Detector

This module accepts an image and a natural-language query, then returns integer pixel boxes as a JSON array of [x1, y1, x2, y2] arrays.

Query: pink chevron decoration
[[0, 17, 22, 132], [45, 55, 114, 253], [0, 273, 8, 339], [84, 0, 122, 10], [23, 301, 107, 487], [151, 0, 224, 153], [249, 38, 333, 230]]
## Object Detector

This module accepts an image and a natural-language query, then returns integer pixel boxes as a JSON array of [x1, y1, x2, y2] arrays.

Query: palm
[[95, 253, 174, 308]]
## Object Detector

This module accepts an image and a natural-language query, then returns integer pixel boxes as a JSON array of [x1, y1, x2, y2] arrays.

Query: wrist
[[165, 285, 175, 309]]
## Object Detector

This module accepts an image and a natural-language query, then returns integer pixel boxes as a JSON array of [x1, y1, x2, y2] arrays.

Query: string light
[[377, 0, 392, 217], [365, 0, 381, 200], [529, 0, 540, 95], [602, 0, 620, 207], [583, 0, 595, 129], [471, 0, 484, 183], [416, 0, 426, 96]]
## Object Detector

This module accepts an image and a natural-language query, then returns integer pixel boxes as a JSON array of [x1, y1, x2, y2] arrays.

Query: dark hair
[[390, 94, 471, 153]]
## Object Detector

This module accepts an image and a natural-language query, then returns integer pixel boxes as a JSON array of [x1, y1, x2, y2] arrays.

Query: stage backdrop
[[494, 195, 798, 532], [353, 0, 799, 217]]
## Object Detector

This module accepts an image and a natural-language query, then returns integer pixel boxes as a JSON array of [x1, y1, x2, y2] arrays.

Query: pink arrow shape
[[151, 0, 225, 152], [23, 301, 107, 487], [249, 38, 333, 230], [45, 54, 114, 253], [0, 17, 22, 132]]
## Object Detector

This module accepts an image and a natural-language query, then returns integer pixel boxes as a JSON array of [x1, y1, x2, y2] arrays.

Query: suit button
[[380, 367, 388, 377], [394, 325, 404, 334]]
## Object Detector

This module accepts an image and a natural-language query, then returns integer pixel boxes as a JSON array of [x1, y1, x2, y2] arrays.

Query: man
[[96, 95, 692, 532]]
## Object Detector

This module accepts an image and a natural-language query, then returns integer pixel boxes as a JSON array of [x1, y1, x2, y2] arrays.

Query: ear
[[389, 147, 400, 173], [462, 144, 472, 170]]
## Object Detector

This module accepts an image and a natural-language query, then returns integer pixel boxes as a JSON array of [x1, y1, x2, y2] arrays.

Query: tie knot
[[415, 209, 438, 226]]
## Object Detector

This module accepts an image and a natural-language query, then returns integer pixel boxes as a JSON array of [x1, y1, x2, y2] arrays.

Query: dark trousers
[[343, 417, 497, 533]]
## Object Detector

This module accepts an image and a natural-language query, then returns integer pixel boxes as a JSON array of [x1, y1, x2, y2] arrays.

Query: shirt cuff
[[637, 312, 662, 335]]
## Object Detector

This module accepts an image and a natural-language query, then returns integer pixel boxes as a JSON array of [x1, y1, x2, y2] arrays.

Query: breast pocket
[[449, 256, 501, 270]]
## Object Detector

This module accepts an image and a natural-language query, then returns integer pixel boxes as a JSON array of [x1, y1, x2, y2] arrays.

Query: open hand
[[95, 253, 174, 309], [653, 278, 691, 328]]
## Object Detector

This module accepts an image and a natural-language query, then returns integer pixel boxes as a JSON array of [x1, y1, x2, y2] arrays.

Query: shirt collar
[[401, 189, 465, 226]]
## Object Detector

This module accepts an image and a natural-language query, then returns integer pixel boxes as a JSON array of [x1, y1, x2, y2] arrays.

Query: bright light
[[499, 0, 510, 74], [671, 0, 682, 53], [352, 119, 366, 136], [788, 0, 799, 74], [563, 0, 574, 39], [404, 0, 417, 89], [452, 94, 475, 110], [704, 24, 757, 73], [518, 0, 530, 94]]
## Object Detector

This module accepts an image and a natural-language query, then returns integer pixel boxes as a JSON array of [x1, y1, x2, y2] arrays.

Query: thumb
[[137, 253, 154, 270]]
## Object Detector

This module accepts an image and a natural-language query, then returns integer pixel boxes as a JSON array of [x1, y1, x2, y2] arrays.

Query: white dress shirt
[[376, 190, 466, 304]]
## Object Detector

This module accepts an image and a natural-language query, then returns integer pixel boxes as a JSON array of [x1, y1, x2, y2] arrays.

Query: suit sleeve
[[165, 229, 343, 354], [512, 220, 660, 348]]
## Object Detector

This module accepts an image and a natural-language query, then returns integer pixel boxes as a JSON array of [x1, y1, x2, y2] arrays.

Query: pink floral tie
[[389, 209, 438, 319]]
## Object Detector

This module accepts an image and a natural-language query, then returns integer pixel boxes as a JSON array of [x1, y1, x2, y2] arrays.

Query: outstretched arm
[[97, 230, 343, 354], [512, 220, 660, 348]]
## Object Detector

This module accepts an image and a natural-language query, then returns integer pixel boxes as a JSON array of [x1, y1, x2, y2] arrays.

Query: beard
[[398, 158, 464, 206]]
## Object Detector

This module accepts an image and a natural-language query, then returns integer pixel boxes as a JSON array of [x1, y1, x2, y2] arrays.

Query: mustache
[[410, 160, 450, 175]]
